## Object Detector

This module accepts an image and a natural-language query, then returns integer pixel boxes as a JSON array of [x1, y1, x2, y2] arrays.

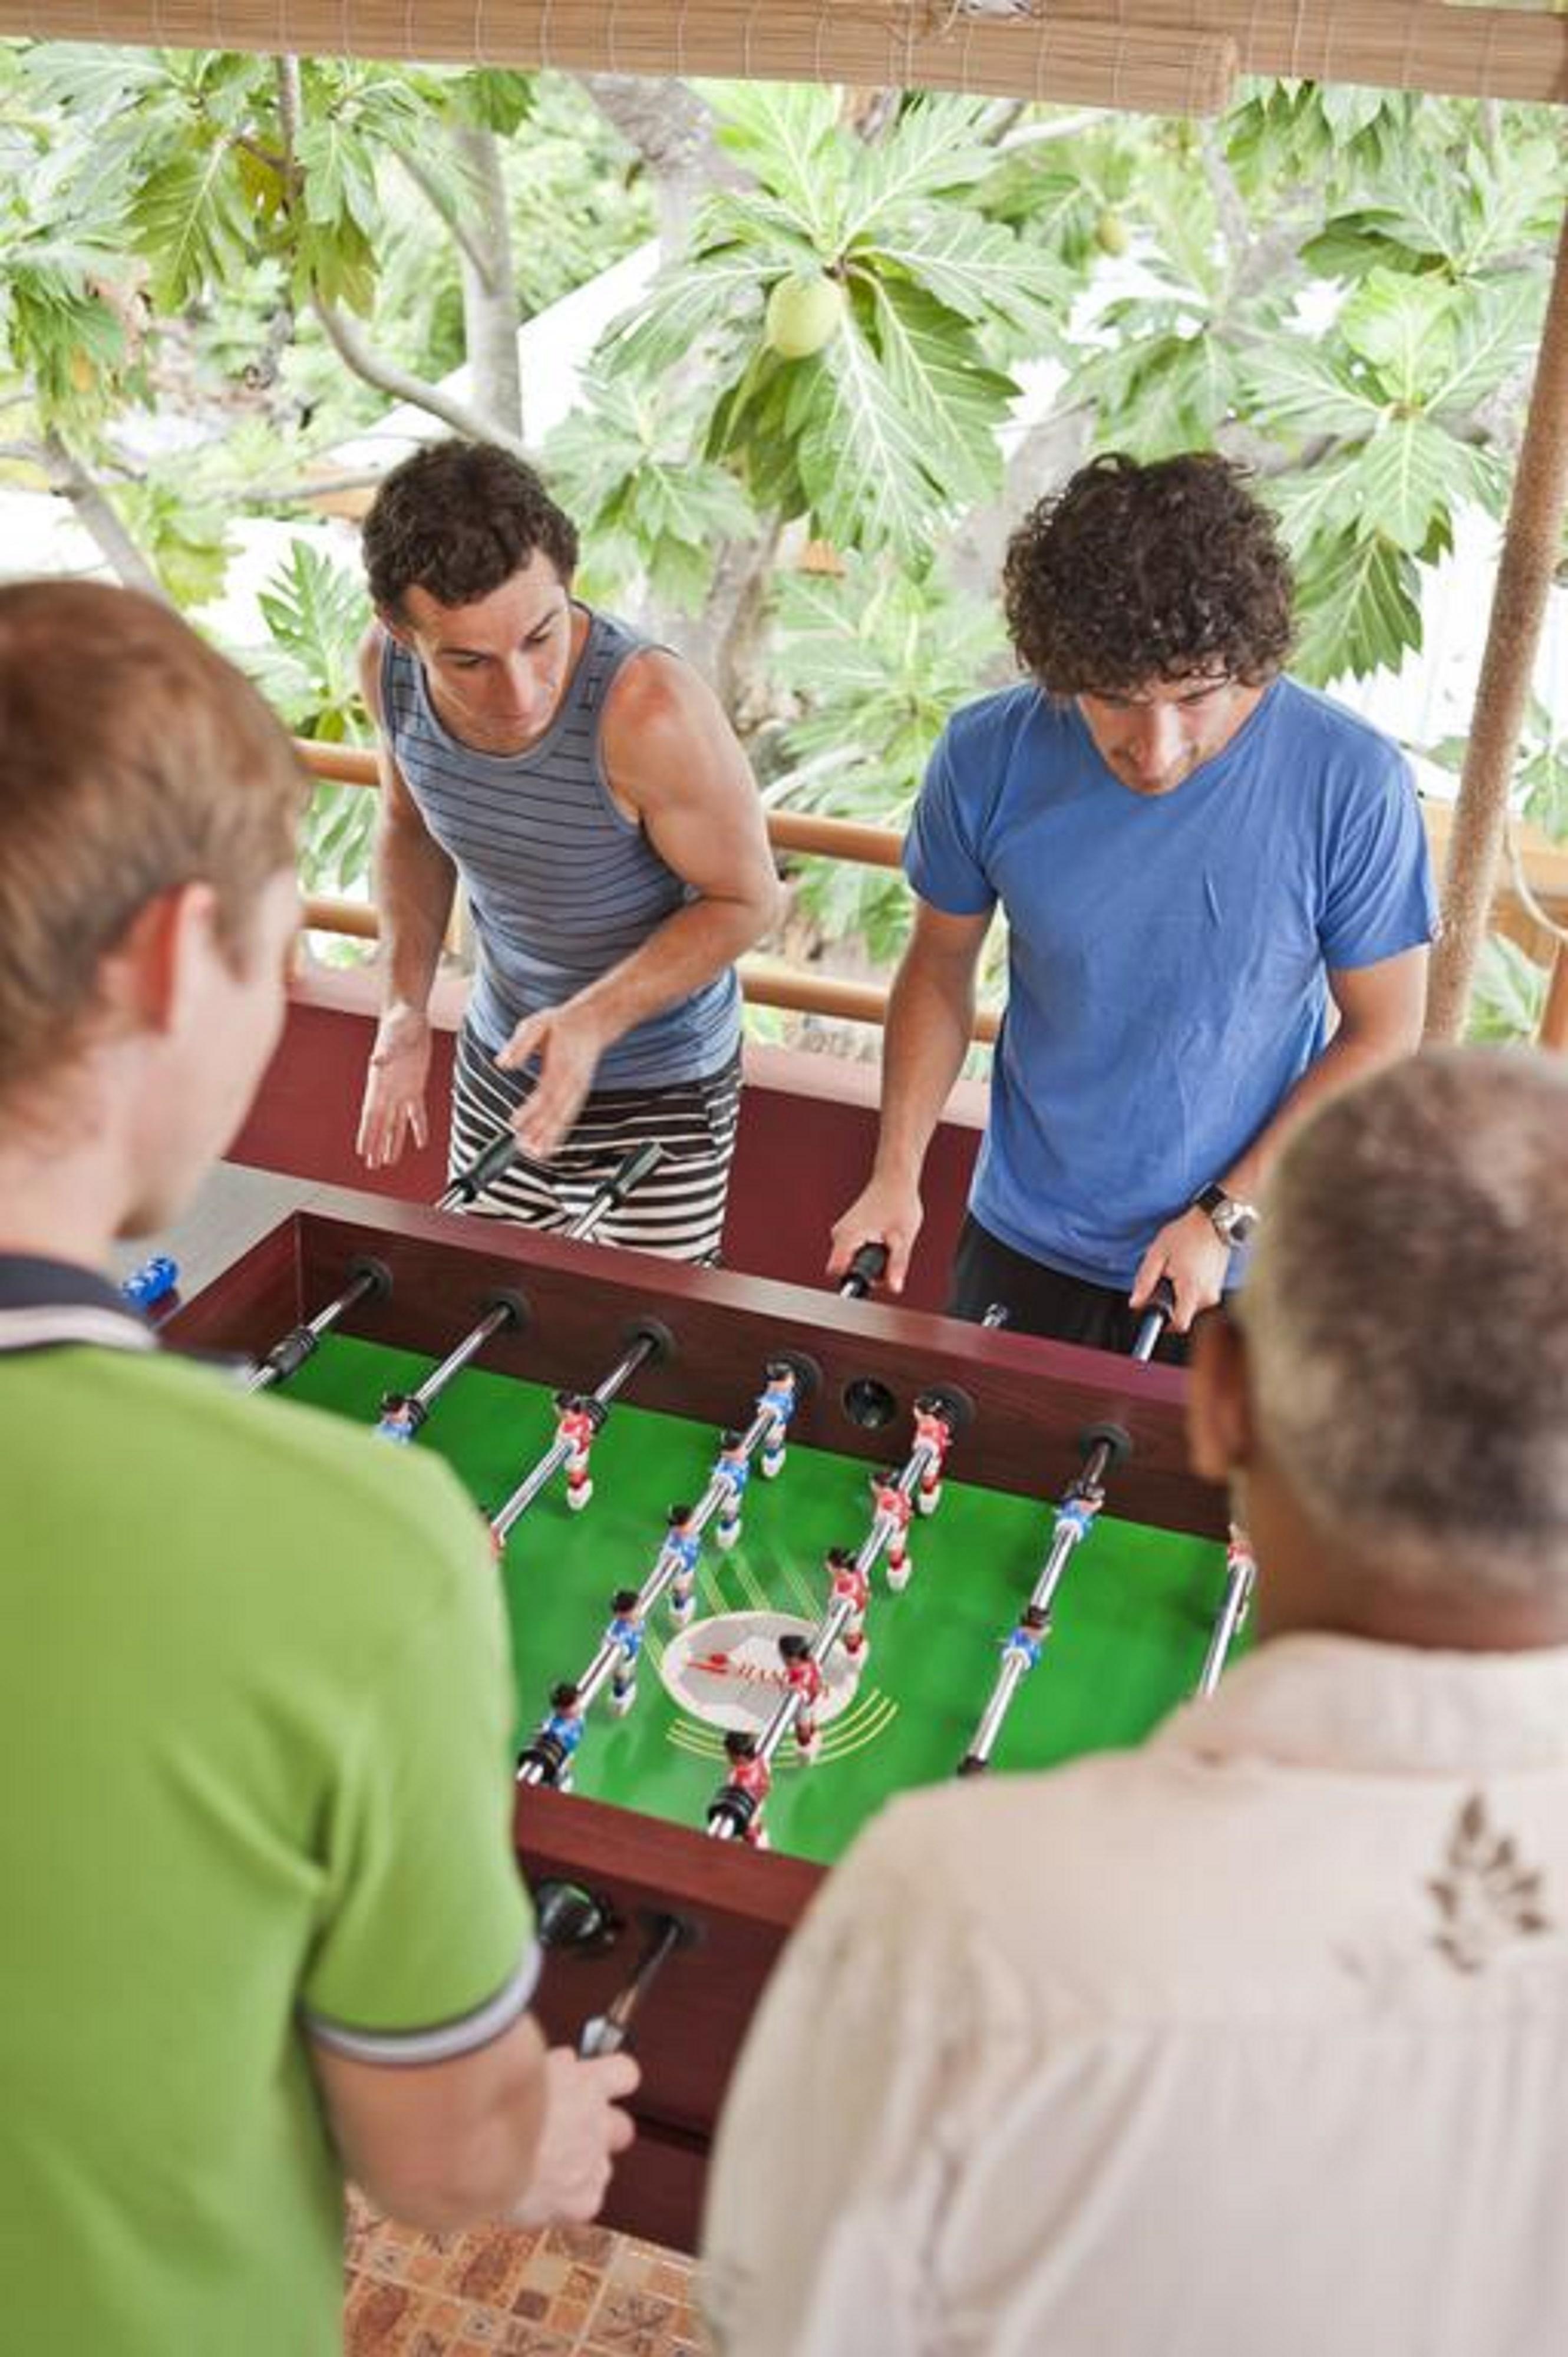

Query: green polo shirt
[[0, 1263, 534, 2356]]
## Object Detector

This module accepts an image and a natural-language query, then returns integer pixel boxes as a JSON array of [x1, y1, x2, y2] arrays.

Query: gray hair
[[1238, 1047, 1568, 1599]]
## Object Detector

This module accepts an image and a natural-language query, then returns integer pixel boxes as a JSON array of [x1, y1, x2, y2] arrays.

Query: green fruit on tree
[[1094, 209, 1130, 257], [764, 272, 847, 361]]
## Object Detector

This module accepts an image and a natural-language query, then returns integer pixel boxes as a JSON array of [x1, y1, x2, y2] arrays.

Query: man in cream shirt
[[703, 1047, 1568, 2356]]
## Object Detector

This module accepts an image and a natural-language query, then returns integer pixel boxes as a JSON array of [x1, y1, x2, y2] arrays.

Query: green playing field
[[284, 1334, 1237, 1866]]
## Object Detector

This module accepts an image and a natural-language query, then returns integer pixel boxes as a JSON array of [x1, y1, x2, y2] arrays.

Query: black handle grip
[[839, 1240, 890, 1299], [447, 1128, 521, 1203], [602, 1138, 664, 1207]]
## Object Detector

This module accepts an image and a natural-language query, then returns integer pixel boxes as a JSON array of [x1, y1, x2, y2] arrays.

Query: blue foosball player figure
[[606, 1589, 645, 1716], [665, 1504, 704, 1626]]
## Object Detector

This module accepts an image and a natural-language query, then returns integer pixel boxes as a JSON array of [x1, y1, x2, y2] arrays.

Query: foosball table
[[166, 1180, 1234, 2250]]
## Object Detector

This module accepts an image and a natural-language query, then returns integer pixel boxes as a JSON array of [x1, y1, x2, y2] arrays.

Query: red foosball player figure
[[778, 1631, 825, 1762], [912, 1392, 953, 1517], [870, 1469, 915, 1592], [553, 1389, 602, 1512], [825, 1545, 871, 1671], [710, 1729, 772, 1848]]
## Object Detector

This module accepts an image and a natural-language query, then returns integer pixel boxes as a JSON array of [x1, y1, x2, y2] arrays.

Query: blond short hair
[[0, 582, 303, 1101], [1240, 1048, 1568, 1596]]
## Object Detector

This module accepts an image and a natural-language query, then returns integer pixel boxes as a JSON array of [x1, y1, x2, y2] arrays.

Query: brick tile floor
[[344, 2199, 712, 2357]]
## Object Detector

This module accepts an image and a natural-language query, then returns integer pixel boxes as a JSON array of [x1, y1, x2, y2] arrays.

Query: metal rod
[[705, 1398, 955, 1839], [1194, 1529, 1257, 1698], [578, 1916, 686, 2058], [408, 1300, 512, 1410], [245, 1259, 387, 1392], [752, 1597, 853, 1773], [517, 1371, 797, 1785], [956, 1484, 1101, 1775], [489, 1329, 660, 1544], [565, 1140, 664, 1242], [1131, 1274, 1176, 1364]]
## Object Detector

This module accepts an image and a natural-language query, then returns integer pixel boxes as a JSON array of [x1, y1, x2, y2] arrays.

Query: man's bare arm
[[497, 649, 782, 1157], [312, 2011, 639, 2236], [826, 900, 993, 1294], [355, 623, 459, 1170], [1131, 943, 1430, 1326]]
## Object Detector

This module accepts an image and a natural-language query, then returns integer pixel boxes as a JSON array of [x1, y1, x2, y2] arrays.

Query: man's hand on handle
[[827, 1174, 925, 1296], [358, 1005, 433, 1171], [509, 2046, 641, 2229], [1130, 1206, 1231, 1333]]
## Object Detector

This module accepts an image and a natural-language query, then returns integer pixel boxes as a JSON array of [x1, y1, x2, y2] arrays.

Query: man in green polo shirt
[[0, 582, 638, 2355]]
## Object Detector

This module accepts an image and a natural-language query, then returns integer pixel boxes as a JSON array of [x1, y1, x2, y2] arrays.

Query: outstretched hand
[[496, 1001, 609, 1161], [357, 1006, 433, 1170]]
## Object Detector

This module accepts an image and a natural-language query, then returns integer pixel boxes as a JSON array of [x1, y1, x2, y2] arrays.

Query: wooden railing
[[297, 740, 1001, 1044], [296, 739, 1568, 1053]]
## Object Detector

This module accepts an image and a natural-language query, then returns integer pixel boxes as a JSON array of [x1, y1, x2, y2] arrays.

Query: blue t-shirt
[[906, 676, 1437, 1290]]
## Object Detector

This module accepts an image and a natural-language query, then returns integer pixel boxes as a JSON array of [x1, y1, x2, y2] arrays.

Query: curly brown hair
[[1002, 452, 1294, 696], [362, 440, 579, 616]]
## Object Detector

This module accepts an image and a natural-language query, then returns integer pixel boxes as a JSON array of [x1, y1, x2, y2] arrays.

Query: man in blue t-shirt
[[829, 453, 1436, 1355]]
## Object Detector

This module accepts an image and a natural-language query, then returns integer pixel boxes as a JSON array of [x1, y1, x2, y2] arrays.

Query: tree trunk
[[1426, 196, 1568, 1042], [449, 123, 524, 443], [579, 75, 745, 256]]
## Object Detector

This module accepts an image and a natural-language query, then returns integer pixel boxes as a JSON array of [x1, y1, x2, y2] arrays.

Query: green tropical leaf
[[1428, 273, 1546, 417], [1338, 269, 1458, 403], [795, 313, 950, 563], [1267, 452, 1381, 562], [1292, 532, 1422, 683], [711, 81, 845, 243], [1240, 338, 1387, 441], [1340, 415, 1459, 550], [1465, 933, 1549, 1045], [862, 210, 1062, 343], [131, 138, 255, 310], [605, 246, 765, 379], [1079, 331, 1236, 460], [841, 96, 999, 243], [447, 68, 537, 136], [866, 276, 1012, 504]]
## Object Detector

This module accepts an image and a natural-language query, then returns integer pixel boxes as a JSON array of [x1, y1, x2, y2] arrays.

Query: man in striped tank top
[[355, 441, 781, 1260]]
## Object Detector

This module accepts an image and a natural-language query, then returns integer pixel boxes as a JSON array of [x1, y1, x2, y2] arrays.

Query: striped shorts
[[449, 1023, 741, 1263]]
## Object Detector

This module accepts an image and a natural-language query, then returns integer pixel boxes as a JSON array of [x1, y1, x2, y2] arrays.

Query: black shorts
[[948, 1213, 1189, 1366], [450, 1023, 741, 1264]]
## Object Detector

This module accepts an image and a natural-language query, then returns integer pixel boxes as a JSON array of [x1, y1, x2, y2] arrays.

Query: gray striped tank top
[[381, 609, 740, 1090]]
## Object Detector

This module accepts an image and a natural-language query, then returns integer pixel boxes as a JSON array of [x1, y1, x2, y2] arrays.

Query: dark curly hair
[[362, 440, 579, 616], [1002, 452, 1294, 696]]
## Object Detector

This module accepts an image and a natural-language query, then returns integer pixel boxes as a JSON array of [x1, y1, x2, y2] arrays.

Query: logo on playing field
[[660, 1612, 857, 1735]]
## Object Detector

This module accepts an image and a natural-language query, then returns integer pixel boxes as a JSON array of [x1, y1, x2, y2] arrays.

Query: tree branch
[[41, 430, 168, 600], [394, 146, 495, 286], [310, 293, 533, 463]]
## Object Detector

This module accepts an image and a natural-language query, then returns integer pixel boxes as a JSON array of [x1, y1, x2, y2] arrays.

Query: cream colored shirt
[[702, 1635, 1568, 2357]]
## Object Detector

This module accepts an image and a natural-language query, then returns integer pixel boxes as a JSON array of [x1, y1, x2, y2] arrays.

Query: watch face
[[1217, 1201, 1257, 1246]]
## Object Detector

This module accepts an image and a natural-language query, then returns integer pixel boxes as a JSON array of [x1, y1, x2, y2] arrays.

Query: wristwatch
[[1193, 1183, 1259, 1249]]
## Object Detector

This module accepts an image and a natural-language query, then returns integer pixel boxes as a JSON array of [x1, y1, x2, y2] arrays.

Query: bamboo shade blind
[[0, 3, 1561, 110]]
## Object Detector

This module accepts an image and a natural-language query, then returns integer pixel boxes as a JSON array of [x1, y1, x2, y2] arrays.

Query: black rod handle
[[839, 1240, 890, 1299]]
